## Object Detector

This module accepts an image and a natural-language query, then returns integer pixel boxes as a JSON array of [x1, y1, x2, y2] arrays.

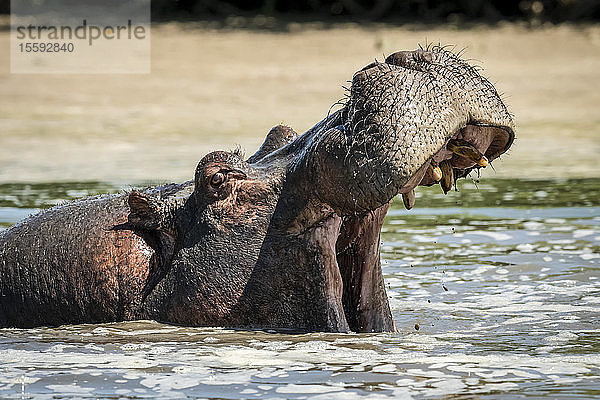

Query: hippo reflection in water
[[0, 48, 514, 331]]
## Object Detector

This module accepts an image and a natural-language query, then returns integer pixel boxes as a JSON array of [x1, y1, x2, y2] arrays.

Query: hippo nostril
[[210, 172, 225, 187], [385, 51, 405, 66], [385, 50, 433, 70], [352, 68, 374, 85], [357, 61, 380, 73], [413, 50, 434, 64]]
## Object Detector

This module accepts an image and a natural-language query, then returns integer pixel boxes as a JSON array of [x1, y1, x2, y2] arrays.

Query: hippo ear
[[128, 190, 179, 300], [247, 125, 298, 163], [128, 191, 162, 230]]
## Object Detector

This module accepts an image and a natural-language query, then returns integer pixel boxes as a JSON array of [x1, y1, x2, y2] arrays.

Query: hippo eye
[[210, 172, 225, 187]]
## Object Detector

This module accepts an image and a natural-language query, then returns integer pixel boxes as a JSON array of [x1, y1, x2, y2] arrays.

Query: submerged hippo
[[0, 48, 514, 331]]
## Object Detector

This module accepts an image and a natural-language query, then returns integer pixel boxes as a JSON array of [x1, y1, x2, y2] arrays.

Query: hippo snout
[[343, 46, 515, 206]]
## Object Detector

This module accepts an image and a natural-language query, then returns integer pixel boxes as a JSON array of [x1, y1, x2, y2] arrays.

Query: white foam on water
[[275, 383, 344, 394], [0, 349, 160, 370], [48, 344, 77, 352], [120, 343, 151, 351], [552, 226, 574, 232], [544, 332, 580, 343], [429, 378, 466, 393], [473, 382, 519, 393], [516, 243, 535, 252], [468, 264, 496, 275], [502, 315, 549, 325], [412, 234, 438, 243], [523, 221, 544, 230], [468, 231, 512, 241], [581, 296, 600, 304], [199, 370, 257, 386], [83, 343, 104, 352], [372, 364, 397, 373], [116, 328, 181, 336], [581, 253, 600, 260], [140, 375, 199, 390], [171, 365, 211, 375], [47, 384, 95, 394], [573, 229, 596, 238], [0, 375, 40, 386]]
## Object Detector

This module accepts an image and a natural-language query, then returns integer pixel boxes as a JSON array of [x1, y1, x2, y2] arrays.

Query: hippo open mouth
[[334, 125, 514, 332], [286, 48, 516, 331], [0, 47, 515, 332]]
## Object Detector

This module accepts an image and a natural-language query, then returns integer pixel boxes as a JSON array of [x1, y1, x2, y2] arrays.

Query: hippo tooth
[[402, 189, 415, 210], [447, 139, 488, 167], [432, 165, 442, 181], [440, 160, 453, 194]]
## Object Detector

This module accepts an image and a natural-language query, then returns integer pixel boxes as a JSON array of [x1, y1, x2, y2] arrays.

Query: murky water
[[1, 179, 599, 399]]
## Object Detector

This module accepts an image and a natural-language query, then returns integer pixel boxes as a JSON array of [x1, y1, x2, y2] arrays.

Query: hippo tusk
[[402, 189, 415, 210], [431, 165, 443, 182], [440, 160, 454, 194]]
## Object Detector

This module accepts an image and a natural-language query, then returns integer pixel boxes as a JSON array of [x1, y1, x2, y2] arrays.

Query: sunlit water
[[1, 179, 599, 399]]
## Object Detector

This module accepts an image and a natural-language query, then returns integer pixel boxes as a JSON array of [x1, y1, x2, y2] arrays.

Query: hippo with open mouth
[[0, 47, 514, 331]]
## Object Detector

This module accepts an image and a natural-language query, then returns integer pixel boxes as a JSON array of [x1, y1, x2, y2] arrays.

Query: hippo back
[[0, 194, 152, 327]]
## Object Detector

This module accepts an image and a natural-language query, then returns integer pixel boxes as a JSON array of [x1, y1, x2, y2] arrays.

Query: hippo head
[[128, 47, 514, 333]]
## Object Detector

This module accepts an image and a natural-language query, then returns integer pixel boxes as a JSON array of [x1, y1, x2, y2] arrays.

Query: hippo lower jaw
[[334, 202, 395, 332]]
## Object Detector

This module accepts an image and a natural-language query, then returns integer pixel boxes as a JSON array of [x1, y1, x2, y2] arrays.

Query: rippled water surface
[[1, 179, 599, 399]]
